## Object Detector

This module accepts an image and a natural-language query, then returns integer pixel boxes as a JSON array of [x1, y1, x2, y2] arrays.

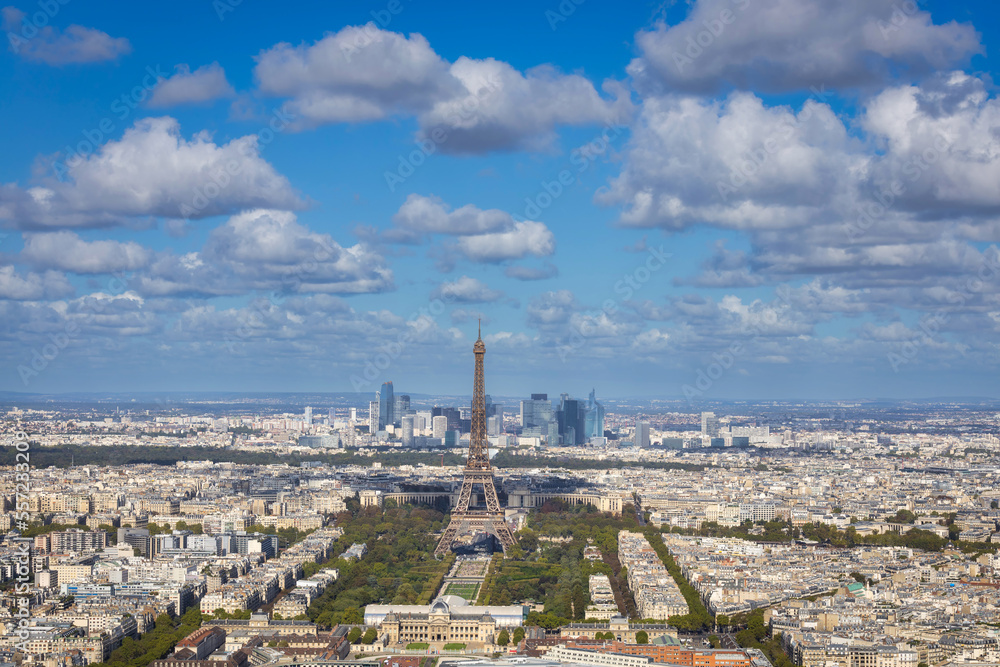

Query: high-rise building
[[432, 415, 448, 439], [379, 382, 394, 430], [487, 415, 501, 436], [558, 395, 585, 446], [349, 407, 357, 422], [394, 394, 411, 425], [303, 406, 312, 426], [369, 399, 379, 433], [635, 420, 651, 448], [584, 388, 605, 440], [520, 394, 552, 430], [401, 415, 414, 447], [433, 406, 461, 432], [701, 411, 720, 438]]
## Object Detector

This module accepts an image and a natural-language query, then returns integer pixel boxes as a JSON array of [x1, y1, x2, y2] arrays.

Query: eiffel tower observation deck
[[434, 323, 517, 557]]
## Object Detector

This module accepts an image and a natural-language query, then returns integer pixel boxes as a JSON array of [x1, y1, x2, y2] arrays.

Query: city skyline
[[2, 1, 1000, 399]]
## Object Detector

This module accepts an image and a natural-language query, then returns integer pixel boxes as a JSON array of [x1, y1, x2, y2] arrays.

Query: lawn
[[407, 643, 430, 650], [443, 582, 480, 600], [443, 643, 466, 650]]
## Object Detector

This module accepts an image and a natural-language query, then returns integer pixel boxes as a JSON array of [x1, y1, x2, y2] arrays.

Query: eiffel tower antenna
[[434, 324, 516, 556]]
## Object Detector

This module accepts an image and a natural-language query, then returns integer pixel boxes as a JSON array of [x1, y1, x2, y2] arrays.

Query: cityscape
[[3, 2, 1000, 667]]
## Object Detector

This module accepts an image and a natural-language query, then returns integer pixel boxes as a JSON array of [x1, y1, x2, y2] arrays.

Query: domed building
[[365, 596, 526, 646]]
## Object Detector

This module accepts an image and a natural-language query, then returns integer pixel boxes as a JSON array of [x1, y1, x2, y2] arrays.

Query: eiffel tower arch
[[434, 323, 517, 557]]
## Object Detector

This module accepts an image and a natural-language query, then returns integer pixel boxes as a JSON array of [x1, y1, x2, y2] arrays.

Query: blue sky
[[2, 0, 1000, 400]]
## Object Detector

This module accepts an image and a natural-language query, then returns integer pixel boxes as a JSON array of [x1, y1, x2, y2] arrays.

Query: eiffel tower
[[434, 323, 517, 557]]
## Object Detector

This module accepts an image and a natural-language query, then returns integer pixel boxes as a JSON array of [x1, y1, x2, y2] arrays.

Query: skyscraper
[[520, 393, 557, 443], [379, 381, 394, 430], [701, 411, 720, 438], [369, 399, 379, 433], [433, 406, 461, 432], [584, 388, 605, 440], [520, 394, 552, 429], [394, 394, 411, 425], [558, 395, 584, 446], [401, 415, 414, 447], [303, 406, 312, 426], [635, 420, 650, 448], [432, 415, 448, 439]]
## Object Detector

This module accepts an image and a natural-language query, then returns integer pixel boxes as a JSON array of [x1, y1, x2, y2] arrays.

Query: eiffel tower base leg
[[435, 510, 517, 557]]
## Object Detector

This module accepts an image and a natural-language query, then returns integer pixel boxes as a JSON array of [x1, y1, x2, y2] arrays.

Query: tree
[[393, 582, 418, 604], [497, 629, 510, 646], [361, 628, 377, 644], [716, 614, 730, 632], [513, 627, 525, 643], [519, 529, 539, 553], [343, 607, 364, 625], [347, 628, 362, 643], [635, 630, 648, 644]]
